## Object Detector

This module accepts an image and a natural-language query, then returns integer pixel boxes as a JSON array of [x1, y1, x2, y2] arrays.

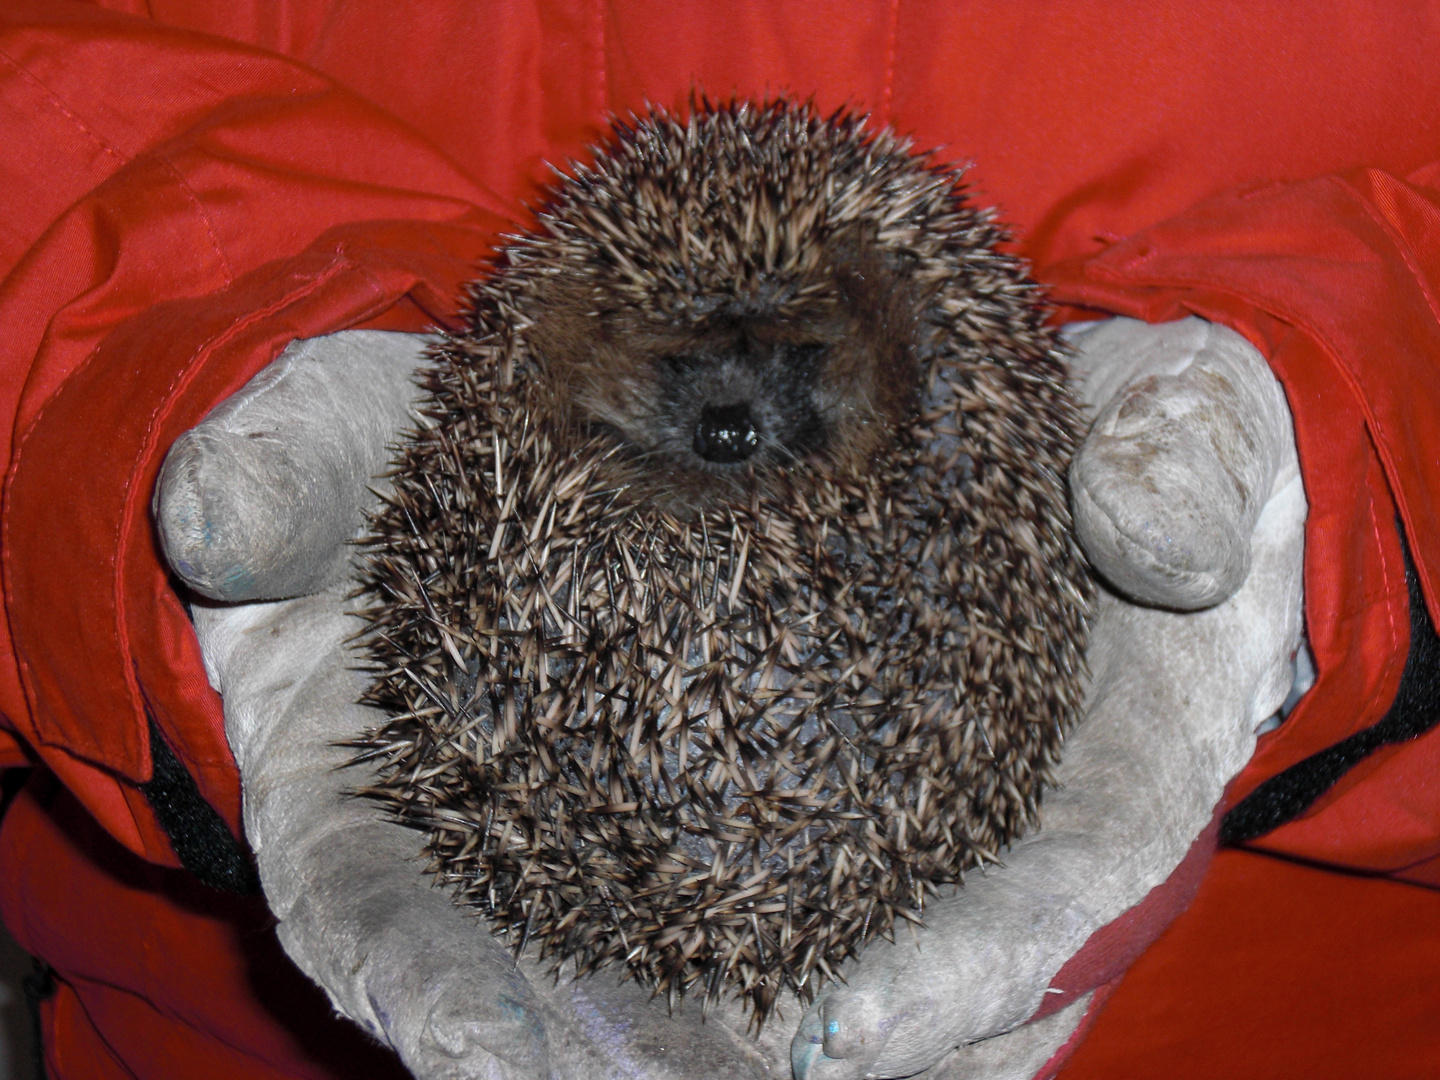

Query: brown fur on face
[[523, 228, 923, 503]]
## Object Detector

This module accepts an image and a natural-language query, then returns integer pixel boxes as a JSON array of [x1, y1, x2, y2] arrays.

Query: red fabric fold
[[0, 4, 507, 854], [2, 2, 1439, 1077], [1060, 848, 1440, 1080], [1045, 170, 1440, 875]]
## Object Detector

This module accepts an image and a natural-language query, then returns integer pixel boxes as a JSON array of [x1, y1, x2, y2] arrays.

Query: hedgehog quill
[[355, 98, 1092, 1021]]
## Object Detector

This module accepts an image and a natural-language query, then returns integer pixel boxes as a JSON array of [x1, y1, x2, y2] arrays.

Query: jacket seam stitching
[[0, 46, 127, 164], [154, 153, 236, 284], [594, 0, 608, 113], [111, 259, 356, 738], [882, 0, 899, 123]]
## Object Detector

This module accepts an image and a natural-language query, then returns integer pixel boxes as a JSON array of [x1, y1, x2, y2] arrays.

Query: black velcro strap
[[1222, 532, 1440, 844], [140, 717, 259, 894]]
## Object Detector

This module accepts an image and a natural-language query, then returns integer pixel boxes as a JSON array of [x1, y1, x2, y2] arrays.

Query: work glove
[[155, 315, 1306, 1079], [791, 316, 1307, 1079]]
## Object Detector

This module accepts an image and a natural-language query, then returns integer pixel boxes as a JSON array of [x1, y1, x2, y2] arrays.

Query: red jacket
[[1, 3, 1438, 1077]]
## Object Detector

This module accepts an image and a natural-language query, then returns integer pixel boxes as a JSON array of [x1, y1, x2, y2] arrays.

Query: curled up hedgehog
[[355, 98, 1092, 1021]]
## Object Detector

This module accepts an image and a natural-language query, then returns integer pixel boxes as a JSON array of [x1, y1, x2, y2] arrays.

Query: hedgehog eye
[[660, 353, 701, 374], [785, 343, 828, 371]]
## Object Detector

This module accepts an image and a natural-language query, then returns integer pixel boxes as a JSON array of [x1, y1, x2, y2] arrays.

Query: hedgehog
[[354, 98, 1092, 1021]]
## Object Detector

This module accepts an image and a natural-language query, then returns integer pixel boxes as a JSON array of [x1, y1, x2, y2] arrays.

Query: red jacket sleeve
[[2, 4, 1439, 1079], [0, 0, 509, 860], [1046, 167, 1440, 882]]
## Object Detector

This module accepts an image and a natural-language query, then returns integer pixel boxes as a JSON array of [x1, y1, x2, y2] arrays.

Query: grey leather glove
[[162, 333, 778, 1080], [790, 317, 1306, 1079]]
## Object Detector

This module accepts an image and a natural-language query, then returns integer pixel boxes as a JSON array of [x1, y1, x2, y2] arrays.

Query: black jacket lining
[[22, 959, 54, 1080], [1222, 534, 1440, 844], [140, 716, 259, 894]]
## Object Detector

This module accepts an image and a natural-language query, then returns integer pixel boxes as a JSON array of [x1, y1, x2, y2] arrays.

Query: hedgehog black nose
[[694, 402, 760, 464]]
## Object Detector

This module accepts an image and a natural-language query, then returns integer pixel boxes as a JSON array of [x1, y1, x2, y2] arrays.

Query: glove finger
[[917, 994, 1092, 1080], [1069, 317, 1292, 610], [156, 330, 427, 601], [791, 990, 886, 1080]]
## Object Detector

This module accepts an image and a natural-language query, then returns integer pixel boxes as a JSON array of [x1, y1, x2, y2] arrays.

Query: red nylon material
[[1, 3, 1438, 1076]]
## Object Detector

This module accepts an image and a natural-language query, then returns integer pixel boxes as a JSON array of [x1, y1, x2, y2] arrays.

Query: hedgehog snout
[[657, 343, 830, 471], [694, 402, 760, 463]]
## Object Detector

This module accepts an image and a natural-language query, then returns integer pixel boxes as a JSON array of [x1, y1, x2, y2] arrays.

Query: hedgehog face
[[531, 255, 924, 499]]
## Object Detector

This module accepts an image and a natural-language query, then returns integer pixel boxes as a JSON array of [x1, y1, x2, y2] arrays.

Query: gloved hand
[[155, 315, 1307, 1080], [790, 316, 1307, 1079], [159, 333, 778, 1080]]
